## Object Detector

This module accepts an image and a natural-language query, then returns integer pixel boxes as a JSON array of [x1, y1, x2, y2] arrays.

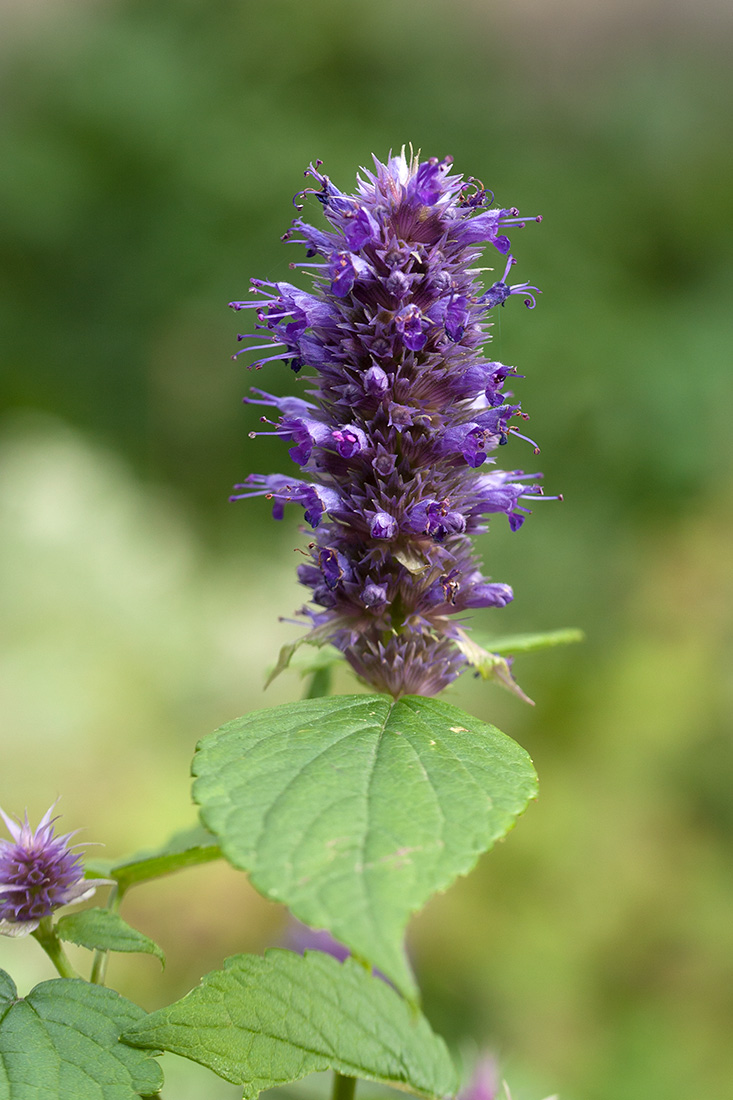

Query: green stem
[[305, 664, 333, 699], [32, 918, 82, 980], [89, 946, 108, 985], [306, 670, 361, 1100], [308, 677, 360, 1100], [90, 883, 122, 985], [330, 1072, 356, 1100]]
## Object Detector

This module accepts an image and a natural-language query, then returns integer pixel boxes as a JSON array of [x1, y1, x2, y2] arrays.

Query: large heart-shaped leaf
[[123, 949, 457, 1100], [193, 693, 537, 998], [0, 970, 162, 1099]]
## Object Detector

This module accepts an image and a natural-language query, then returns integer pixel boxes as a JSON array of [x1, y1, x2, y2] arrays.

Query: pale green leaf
[[264, 640, 300, 688], [123, 949, 457, 1100], [85, 824, 220, 895], [264, 623, 339, 688], [452, 629, 534, 704], [473, 627, 585, 655], [193, 694, 537, 998], [57, 909, 165, 967], [0, 970, 162, 1099], [288, 644, 345, 676], [392, 546, 431, 574]]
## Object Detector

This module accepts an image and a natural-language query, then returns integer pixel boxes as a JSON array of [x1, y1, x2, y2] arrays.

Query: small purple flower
[[284, 919, 352, 964], [394, 304, 427, 351], [370, 511, 398, 539], [363, 365, 389, 396], [329, 251, 370, 297], [0, 803, 108, 936], [458, 1055, 500, 1100], [283, 918, 393, 984], [331, 424, 368, 458], [232, 151, 555, 697]]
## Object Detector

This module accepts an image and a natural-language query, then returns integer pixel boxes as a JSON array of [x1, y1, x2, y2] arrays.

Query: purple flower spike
[[232, 150, 554, 697], [0, 803, 108, 936]]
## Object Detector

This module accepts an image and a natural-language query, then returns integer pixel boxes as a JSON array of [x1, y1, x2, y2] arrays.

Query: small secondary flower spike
[[0, 803, 106, 936], [231, 151, 555, 697]]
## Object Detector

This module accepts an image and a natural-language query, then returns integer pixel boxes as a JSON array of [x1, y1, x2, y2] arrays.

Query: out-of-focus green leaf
[[85, 824, 220, 895], [0, 969, 162, 1099], [123, 949, 457, 1100], [474, 628, 585, 654], [57, 909, 165, 967], [288, 643, 345, 675], [192, 694, 537, 999], [453, 629, 535, 704]]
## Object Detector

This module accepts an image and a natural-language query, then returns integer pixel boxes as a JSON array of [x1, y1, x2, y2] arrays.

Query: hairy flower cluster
[[0, 803, 106, 936], [231, 152, 552, 698]]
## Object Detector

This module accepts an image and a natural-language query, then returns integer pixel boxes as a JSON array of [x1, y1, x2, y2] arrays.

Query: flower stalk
[[331, 1072, 357, 1100], [32, 917, 81, 980]]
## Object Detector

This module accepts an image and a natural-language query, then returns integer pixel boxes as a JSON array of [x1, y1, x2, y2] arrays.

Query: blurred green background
[[1, 0, 732, 1097]]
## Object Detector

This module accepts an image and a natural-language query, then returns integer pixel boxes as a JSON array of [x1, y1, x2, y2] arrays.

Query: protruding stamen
[[508, 427, 541, 455], [235, 339, 286, 352], [519, 491, 563, 502], [231, 351, 296, 367], [499, 213, 543, 227]]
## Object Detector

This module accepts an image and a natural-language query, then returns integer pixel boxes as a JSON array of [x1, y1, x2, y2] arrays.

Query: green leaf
[[193, 694, 537, 999], [85, 824, 220, 895], [264, 622, 337, 688], [123, 949, 457, 1100], [473, 627, 585, 655], [288, 644, 345, 676], [392, 545, 431, 574], [56, 909, 165, 967], [452, 629, 534, 704], [264, 639, 300, 689], [0, 969, 162, 1099]]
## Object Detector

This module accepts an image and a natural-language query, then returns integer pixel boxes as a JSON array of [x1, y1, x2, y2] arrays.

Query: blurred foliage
[[1, 1, 732, 1098]]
